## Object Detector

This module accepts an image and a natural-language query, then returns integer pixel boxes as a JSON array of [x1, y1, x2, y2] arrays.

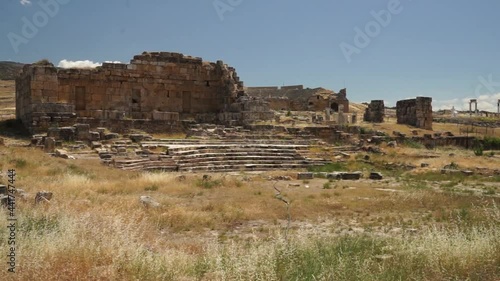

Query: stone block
[[297, 173, 314, 180], [44, 137, 55, 153]]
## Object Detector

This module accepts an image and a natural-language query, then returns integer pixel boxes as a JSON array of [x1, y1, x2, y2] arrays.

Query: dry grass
[[0, 144, 499, 280], [0, 80, 15, 118]]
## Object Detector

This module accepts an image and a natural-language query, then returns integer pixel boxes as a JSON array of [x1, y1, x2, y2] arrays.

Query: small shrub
[[483, 188, 495, 195], [403, 139, 424, 149], [10, 158, 27, 168], [144, 184, 159, 191], [483, 136, 500, 150], [323, 182, 332, 189], [20, 214, 60, 235], [33, 58, 53, 66], [196, 179, 223, 189], [308, 163, 346, 173], [473, 141, 484, 156]]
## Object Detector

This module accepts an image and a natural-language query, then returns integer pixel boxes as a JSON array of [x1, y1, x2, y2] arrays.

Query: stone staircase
[[111, 139, 330, 172]]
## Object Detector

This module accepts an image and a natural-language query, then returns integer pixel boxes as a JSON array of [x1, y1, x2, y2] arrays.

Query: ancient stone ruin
[[16, 52, 273, 134], [246, 85, 349, 113], [396, 97, 433, 130], [363, 100, 385, 123]]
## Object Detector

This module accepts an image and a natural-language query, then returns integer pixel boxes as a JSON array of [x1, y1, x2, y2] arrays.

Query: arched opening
[[331, 102, 339, 112]]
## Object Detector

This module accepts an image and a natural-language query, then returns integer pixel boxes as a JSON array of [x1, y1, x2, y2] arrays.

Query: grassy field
[[0, 142, 499, 280]]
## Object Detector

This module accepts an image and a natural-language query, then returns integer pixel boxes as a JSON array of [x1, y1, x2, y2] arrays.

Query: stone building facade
[[16, 52, 273, 133], [363, 100, 385, 123], [246, 86, 349, 113], [396, 97, 433, 130]]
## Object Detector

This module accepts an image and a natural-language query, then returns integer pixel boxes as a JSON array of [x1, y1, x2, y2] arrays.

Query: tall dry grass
[[1, 146, 499, 280]]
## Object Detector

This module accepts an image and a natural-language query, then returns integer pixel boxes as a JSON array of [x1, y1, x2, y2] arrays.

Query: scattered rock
[[268, 176, 292, 181], [369, 172, 383, 180], [104, 133, 119, 140], [140, 196, 160, 208], [441, 169, 461, 175], [91, 141, 102, 149], [461, 170, 474, 176], [327, 173, 342, 180], [341, 172, 363, 180], [297, 172, 314, 180], [421, 163, 430, 168], [387, 141, 397, 148], [35, 191, 53, 204], [54, 149, 69, 159]]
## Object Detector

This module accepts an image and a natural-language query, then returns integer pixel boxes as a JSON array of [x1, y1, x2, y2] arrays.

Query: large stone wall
[[246, 86, 349, 113], [396, 97, 433, 130], [16, 52, 271, 133], [363, 100, 385, 123]]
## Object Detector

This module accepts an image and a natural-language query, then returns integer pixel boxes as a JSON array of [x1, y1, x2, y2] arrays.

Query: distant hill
[[0, 61, 24, 80]]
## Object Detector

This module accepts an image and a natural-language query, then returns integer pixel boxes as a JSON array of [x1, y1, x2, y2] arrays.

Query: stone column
[[338, 105, 345, 125], [325, 108, 331, 121], [470, 99, 478, 116], [497, 99, 500, 114]]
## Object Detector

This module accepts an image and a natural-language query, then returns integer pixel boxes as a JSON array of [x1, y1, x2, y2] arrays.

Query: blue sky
[[1, 0, 500, 110]]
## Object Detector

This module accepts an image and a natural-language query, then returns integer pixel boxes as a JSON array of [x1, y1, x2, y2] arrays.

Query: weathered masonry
[[396, 97, 433, 130], [363, 100, 385, 123], [16, 52, 272, 133], [246, 85, 349, 113]]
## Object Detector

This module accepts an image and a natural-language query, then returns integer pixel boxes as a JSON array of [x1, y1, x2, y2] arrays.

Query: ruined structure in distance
[[16, 52, 273, 133], [363, 100, 385, 123], [396, 97, 433, 130], [246, 85, 349, 113]]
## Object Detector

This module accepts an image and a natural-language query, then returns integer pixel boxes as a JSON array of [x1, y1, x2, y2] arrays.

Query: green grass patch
[[308, 162, 347, 173], [196, 179, 223, 189]]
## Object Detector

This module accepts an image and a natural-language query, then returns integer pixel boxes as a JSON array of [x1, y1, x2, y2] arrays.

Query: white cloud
[[20, 0, 32, 6], [434, 93, 500, 112], [57, 60, 122, 69]]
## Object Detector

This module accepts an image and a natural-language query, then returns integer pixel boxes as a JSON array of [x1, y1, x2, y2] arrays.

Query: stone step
[[169, 147, 309, 156], [178, 163, 313, 172], [171, 151, 301, 159], [177, 159, 312, 167]]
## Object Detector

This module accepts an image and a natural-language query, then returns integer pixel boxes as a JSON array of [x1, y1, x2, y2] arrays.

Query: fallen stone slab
[[104, 133, 120, 140], [55, 149, 69, 159], [327, 173, 342, 180], [341, 172, 363, 180], [441, 169, 461, 175], [297, 172, 314, 180], [369, 172, 383, 180]]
